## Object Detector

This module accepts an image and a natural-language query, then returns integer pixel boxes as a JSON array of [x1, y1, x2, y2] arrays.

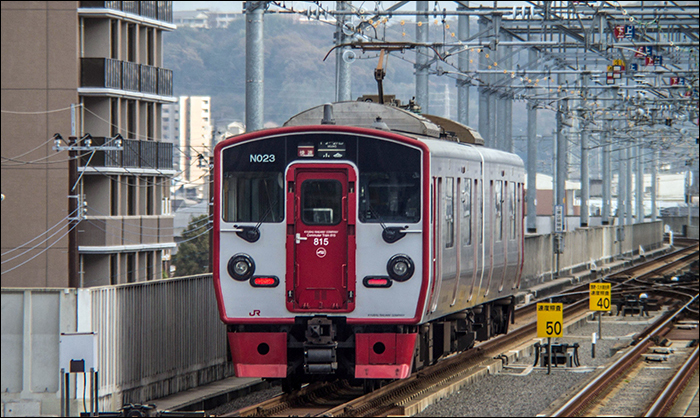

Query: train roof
[[283, 101, 485, 146]]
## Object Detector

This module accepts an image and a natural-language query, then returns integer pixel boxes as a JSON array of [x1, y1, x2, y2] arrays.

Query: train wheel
[[281, 376, 302, 393]]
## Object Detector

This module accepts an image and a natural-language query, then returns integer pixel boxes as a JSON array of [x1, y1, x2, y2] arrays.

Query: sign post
[[554, 205, 564, 277], [537, 302, 563, 374], [589, 282, 611, 336]]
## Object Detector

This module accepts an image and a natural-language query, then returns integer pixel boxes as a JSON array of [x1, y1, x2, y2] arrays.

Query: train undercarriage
[[227, 297, 515, 393]]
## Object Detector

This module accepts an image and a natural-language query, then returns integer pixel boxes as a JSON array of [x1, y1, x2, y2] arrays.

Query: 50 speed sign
[[537, 303, 563, 338]]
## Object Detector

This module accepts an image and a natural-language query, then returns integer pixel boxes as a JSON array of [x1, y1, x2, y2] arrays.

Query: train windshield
[[222, 172, 284, 223], [358, 140, 421, 224]]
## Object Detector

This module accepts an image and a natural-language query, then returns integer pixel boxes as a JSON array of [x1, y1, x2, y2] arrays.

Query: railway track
[[549, 297, 699, 417], [220, 244, 698, 417]]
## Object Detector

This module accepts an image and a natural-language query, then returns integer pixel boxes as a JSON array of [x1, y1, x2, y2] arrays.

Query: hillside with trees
[[163, 13, 553, 171]]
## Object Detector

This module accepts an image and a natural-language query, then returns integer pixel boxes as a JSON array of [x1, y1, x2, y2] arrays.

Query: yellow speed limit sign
[[589, 283, 612, 311], [537, 303, 563, 338]]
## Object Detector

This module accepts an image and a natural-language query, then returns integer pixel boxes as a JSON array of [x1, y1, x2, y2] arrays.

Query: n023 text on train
[[249, 154, 276, 163]]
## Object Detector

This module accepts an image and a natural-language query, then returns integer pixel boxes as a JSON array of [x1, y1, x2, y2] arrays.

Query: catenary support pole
[[651, 148, 658, 221], [602, 128, 611, 225], [527, 100, 538, 233], [457, 2, 469, 126], [580, 73, 590, 228], [335, 1, 351, 101], [626, 144, 634, 225], [415, 1, 429, 113], [636, 143, 645, 224], [245, 1, 265, 132], [478, 16, 490, 145]]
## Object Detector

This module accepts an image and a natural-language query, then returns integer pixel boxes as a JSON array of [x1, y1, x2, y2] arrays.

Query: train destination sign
[[537, 303, 563, 338], [589, 282, 612, 311]]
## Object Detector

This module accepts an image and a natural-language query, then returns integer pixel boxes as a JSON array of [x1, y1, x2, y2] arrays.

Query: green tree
[[172, 214, 210, 276]]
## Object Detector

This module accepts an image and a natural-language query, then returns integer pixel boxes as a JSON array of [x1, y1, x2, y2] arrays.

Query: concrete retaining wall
[[520, 221, 664, 290]]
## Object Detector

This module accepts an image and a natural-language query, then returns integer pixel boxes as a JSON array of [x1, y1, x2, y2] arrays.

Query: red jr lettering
[[249, 310, 261, 316]]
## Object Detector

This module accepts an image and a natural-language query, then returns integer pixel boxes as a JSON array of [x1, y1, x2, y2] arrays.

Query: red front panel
[[355, 333, 417, 379], [286, 164, 356, 313], [228, 332, 287, 378]]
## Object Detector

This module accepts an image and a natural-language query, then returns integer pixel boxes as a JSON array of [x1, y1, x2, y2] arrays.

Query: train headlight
[[387, 254, 414, 282], [228, 254, 255, 281]]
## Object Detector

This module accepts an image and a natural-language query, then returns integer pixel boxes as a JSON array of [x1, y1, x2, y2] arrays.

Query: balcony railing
[[79, 1, 173, 23], [81, 58, 173, 97], [81, 137, 174, 171]]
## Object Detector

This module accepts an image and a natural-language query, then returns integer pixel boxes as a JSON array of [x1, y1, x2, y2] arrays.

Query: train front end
[[213, 124, 429, 386]]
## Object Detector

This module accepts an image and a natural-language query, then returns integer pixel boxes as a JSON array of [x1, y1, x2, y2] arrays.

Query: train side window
[[510, 182, 517, 240], [462, 178, 472, 246], [495, 180, 503, 242], [478, 179, 483, 244], [445, 177, 455, 248]]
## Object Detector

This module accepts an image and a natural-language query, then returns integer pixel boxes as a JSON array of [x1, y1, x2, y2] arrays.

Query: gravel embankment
[[415, 317, 654, 417]]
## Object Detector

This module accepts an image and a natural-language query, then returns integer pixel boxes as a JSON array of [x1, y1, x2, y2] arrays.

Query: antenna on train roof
[[321, 103, 335, 125]]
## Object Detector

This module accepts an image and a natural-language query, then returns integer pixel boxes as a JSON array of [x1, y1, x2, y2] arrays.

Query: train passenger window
[[445, 177, 455, 248], [510, 183, 517, 240], [222, 172, 284, 223], [462, 179, 472, 246], [301, 180, 342, 225], [495, 181, 503, 242]]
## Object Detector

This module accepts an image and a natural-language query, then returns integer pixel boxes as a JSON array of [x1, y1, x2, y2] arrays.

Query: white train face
[[214, 130, 426, 323]]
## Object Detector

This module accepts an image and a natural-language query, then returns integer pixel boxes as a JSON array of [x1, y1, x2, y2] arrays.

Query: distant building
[[173, 9, 239, 29], [176, 96, 212, 200], [162, 102, 181, 174], [1, 2, 177, 287]]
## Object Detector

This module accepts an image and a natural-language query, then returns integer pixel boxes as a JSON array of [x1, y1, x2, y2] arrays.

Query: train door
[[286, 164, 356, 313]]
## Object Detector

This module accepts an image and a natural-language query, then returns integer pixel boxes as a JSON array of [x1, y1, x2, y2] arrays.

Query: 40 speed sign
[[589, 283, 612, 311]]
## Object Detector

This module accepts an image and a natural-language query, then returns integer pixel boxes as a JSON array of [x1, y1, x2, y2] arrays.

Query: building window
[[111, 176, 119, 216], [126, 253, 135, 283], [127, 23, 136, 62], [146, 251, 153, 281], [110, 254, 118, 285], [127, 176, 136, 216]]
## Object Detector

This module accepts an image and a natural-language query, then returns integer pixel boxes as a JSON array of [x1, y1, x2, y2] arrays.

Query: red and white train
[[213, 101, 525, 391]]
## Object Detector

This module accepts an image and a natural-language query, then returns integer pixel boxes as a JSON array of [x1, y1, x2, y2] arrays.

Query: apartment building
[[1, 1, 176, 287], [177, 96, 212, 200]]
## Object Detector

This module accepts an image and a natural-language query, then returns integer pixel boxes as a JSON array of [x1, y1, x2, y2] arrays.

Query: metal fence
[[1, 274, 232, 415]]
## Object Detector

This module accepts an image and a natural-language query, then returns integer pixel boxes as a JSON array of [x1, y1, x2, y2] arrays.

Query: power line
[[1, 207, 79, 257], [1, 222, 78, 276]]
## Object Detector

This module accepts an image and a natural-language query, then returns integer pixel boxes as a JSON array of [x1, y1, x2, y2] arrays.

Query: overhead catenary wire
[[1, 222, 79, 275], [1, 207, 80, 257]]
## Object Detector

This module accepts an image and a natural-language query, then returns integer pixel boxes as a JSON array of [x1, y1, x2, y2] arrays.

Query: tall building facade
[[177, 96, 212, 200], [1, 1, 176, 287]]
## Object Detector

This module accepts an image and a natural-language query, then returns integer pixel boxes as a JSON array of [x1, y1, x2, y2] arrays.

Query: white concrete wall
[[2, 275, 232, 416], [521, 221, 664, 289]]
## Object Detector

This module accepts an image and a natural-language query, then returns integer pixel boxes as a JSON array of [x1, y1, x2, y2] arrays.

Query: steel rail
[[644, 345, 700, 417]]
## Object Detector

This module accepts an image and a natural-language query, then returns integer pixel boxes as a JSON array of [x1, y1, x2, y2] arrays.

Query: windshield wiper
[[368, 204, 407, 244]]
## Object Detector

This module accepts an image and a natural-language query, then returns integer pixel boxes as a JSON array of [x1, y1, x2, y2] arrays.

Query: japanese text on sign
[[589, 283, 612, 311], [537, 303, 563, 338]]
